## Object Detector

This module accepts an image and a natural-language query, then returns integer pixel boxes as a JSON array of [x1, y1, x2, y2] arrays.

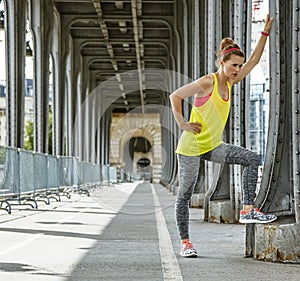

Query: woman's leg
[[175, 154, 201, 240], [201, 143, 260, 208]]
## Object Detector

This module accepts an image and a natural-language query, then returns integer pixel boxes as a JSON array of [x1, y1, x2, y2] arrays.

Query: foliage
[[24, 120, 34, 151], [23, 108, 53, 154], [0, 148, 5, 165]]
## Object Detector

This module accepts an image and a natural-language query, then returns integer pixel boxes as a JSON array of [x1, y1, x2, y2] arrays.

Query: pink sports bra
[[193, 93, 212, 107]]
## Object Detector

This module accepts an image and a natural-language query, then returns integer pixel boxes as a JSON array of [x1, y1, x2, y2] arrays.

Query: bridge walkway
[[0, 182, 299, 281]]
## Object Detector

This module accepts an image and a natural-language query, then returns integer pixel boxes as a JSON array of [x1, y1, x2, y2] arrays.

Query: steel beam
[[30, 0, 53, 153], [245, 0, 300, 263], [5, 0, 26, 148], [292, 0, 300, 224]]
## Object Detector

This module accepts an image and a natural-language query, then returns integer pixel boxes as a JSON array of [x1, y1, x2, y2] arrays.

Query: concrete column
[[5, 0, 26, 148]]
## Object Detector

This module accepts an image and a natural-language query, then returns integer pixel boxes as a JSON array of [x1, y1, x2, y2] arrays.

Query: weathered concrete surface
[[208, 200, 235, 223], [255, 222, 300, 263], [190, 193, 205, 208]]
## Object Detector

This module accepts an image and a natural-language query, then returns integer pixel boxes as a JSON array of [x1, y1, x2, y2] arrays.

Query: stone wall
[[110, 113, 162, 183]]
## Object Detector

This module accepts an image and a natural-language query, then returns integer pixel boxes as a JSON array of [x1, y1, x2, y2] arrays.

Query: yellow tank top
[[176, 73, 231, 156]]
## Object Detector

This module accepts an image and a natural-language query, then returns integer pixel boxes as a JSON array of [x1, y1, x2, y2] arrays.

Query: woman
[[170, 14, 276, 258]]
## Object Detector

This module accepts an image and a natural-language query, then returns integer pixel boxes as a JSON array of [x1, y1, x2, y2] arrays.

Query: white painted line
[[151, 184, 183, 281], [0, 233, 44, 256]]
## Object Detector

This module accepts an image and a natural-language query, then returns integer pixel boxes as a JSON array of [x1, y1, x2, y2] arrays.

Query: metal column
[[30, 0, 53, 153], [5, 0, 26, 148], [292, 0, 300, 224], [246, 0, 300, 262]]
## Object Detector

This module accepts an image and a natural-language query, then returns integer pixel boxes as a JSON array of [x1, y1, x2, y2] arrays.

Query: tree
[[24, 120, 34, 151], [23, 107, 53, 154]]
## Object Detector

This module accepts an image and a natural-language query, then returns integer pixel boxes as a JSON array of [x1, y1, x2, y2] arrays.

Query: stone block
[[208, 200, 234, 223], [254, 223, 300, 263], [190, 193, 205, 208]]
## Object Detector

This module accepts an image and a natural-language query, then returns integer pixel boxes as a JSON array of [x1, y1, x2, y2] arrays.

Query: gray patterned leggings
[[176, 143, 260, 240]]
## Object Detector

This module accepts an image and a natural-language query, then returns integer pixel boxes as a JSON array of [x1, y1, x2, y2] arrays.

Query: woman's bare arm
[[232, 14, 273, 84], [169, 75, 213, 133]]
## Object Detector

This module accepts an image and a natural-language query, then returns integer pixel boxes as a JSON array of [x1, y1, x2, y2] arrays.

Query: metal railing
[[0, 146, 115, 214]]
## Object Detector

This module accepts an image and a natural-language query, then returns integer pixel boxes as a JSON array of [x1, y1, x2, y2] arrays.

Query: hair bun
[[216, 37, 241, 57], [219, 37, 235, 51]]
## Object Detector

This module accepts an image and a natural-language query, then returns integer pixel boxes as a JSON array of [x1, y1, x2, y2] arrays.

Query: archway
[[124, 136, 152, 180], [136, 157, 152, 180]]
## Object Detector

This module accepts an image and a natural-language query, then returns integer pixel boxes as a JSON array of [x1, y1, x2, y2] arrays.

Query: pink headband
[[221, 47, 241, 56]]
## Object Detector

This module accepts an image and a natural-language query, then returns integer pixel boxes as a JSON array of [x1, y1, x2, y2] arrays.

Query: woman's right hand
[[181, 122, 202, 134], [263, 13, 274, 33]]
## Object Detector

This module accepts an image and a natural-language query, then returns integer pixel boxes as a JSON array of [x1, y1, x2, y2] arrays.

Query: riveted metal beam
[[203, 0, 252, 224], [5, 0, 26, 148], [131, 0, 145, 113], [292, 0, 300, 223], [31, 0, 54, 153], [244, 0, 300, 263], [256, 0, 294, 216]]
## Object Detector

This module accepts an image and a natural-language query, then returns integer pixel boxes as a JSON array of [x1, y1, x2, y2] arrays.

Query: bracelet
[[261, 31, 269, 36]]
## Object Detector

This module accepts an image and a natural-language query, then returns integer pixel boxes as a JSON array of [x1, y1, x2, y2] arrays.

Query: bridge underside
[[1, 0, 300, 263]]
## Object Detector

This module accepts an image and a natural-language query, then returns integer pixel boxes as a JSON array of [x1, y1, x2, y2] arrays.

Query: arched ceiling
[[54, 0, 176, 113]]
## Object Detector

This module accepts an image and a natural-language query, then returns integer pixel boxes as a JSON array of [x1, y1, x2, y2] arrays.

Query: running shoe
[[239, 208, 277, 224], [180, 240, 198, 258]]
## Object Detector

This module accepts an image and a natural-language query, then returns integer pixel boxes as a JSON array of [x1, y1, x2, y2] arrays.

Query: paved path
[[0, 182, 299, 280]]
